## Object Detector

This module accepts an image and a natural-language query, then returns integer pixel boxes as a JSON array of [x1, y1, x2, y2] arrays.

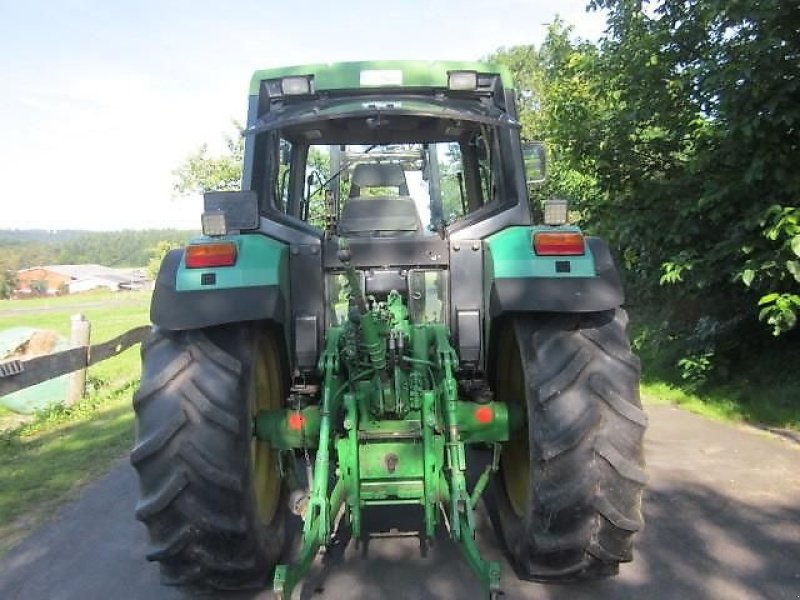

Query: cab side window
[[274, 137, 293, 213]]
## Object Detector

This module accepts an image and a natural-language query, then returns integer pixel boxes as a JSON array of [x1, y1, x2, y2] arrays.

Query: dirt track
[[1, 403, 798, 600]]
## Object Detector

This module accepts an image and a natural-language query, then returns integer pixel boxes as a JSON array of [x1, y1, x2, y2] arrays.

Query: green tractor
[[131, 61, 646, 598]]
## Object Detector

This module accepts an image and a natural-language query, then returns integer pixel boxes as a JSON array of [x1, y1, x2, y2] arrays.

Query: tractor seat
[[338, 196, 422, 237], [348, 163, 410, 198]]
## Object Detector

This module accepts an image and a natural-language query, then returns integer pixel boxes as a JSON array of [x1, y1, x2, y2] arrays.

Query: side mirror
[[203, 190, 260, 233], [522, 141, 546, 185]]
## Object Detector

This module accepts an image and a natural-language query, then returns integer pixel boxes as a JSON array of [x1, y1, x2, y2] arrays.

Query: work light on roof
[[448, 70, 479, 91], [281, 75, 314, 95]]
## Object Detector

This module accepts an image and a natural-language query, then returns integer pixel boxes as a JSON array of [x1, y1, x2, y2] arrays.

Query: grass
[[0, 385, 136, 555], [0, 290, 151, 405], [640, 378, 800, 431], [631, 313, 800, 433], [0, 290, 149, 555], [642, 381, 759, 421]]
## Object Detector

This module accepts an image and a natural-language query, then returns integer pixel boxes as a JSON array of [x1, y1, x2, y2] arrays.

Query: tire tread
[[496, 309, 646, 582], [132, 327, 285, 590]]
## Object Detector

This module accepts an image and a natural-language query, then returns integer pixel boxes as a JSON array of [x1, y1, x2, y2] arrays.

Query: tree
[[488, 22, 609, 222], [147, 241, 180, 280], [173, 122, 245, 195], [586, 0, 800, 336], [0, 270, 17, 299], [489, 4, 800, 385]]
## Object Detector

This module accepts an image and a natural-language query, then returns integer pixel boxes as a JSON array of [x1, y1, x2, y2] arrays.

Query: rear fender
[[151, 234, 289, 331], [484, 226, 624, 316], [483, 226, 625, 373]]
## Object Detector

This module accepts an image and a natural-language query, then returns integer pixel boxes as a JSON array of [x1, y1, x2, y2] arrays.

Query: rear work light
[[533, 232, 585, 256], [201, 211, 228, 236], [543, 198, 568, 225], [448, 70, 478, 91], [281, 75, 313, 95], [185, 242, 237, 268]]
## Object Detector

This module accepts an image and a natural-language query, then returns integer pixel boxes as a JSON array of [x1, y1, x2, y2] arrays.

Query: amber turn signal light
[[533, 232, 585, 256], [184, 242, 237, 268]]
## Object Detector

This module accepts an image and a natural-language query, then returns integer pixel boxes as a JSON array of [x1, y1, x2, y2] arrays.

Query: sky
[[0, 1, 605, 231]]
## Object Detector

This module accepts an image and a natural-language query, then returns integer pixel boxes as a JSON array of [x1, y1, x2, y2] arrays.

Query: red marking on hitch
[[288, 412, 305, 431], [475, 405, 493, 424]]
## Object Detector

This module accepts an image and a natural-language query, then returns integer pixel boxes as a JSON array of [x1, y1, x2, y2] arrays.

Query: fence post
[[67, 314, 91, 406]]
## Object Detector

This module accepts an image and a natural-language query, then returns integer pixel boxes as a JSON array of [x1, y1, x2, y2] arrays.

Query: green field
[[0, 290, 150, 389], [0, 290, 150, 554]]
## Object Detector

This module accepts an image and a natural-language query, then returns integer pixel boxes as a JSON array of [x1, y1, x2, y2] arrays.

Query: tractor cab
[[242, 64, 531, 241], [231, 63, 544, 372]]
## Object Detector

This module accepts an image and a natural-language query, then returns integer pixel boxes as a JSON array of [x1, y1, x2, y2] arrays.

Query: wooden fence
[[0, 318, 150, 400]]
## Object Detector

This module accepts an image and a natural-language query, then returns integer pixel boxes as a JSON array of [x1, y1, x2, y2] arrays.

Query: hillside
[[0, 229, 196, 271]]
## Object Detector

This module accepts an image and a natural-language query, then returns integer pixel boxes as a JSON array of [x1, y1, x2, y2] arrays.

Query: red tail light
[[184, 242, 237, 268], [533, 232, 585, 256]]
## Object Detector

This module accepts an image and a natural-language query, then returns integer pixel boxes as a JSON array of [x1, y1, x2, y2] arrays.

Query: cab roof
[[248, 60, 514, 96]]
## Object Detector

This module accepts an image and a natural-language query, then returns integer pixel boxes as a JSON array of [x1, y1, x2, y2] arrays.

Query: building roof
[[18, 264, 143, 282]]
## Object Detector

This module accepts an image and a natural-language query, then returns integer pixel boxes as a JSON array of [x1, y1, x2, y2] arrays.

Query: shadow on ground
[[1, 405, 798, 599]]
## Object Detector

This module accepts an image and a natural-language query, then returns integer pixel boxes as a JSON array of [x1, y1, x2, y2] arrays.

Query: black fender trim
[[150, 250, 286, 331], [488, 237, 625, 316]]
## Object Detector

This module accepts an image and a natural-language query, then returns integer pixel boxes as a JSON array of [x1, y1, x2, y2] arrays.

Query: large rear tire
[[493, 309, 647, 581], [131, 324, 289, 589]]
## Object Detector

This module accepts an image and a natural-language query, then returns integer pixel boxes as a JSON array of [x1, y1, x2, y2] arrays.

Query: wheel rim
[[249, 332, 283, 525], [497, 324, 530, 518]]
